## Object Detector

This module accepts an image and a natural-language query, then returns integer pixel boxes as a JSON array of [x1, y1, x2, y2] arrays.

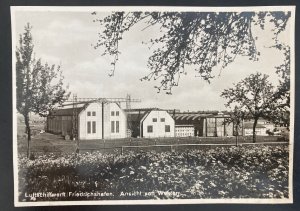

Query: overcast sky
[[13, 10, 292, 111]]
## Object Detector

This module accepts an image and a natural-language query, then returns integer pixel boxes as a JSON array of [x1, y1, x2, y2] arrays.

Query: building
[[173, 113, 206, 137], [47, 102, 127, 140], [257, 118, 275, 132], [243, 122, 267, 136], [243, 118, 275, 136], [126, 109, 175, 138], [175, 125, 195, 137], [173, 112, 235, 137]]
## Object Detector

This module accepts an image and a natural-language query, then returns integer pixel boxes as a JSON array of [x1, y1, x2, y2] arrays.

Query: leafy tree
[[16, 23, 70, 157], [221, 72, 277, 143], [92, 11, 290, 94], [271, 44, 290, 128]]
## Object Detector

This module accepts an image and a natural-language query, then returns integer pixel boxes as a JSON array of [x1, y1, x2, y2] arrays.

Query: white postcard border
[[11, 5, 296, 207]]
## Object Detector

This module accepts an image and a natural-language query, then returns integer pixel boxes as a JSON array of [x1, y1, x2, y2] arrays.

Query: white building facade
[[175, 125, 195, 137], [78, 102, 127, 140], [140, 110, 175, 138], [47, 102, 127, 140]]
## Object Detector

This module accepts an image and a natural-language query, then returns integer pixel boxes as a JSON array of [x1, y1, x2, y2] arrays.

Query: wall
[[175, 125, 195, 137], [78, 103, 103, 140], [79, 102, 127, 140], [244, 128, 267, 136], [205, 117, 234, 137], [103, 103, 127, 139], [141, 110, 175, 138]]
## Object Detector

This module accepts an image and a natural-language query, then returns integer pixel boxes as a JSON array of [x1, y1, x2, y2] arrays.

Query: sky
[[13, 9, 292, 111]]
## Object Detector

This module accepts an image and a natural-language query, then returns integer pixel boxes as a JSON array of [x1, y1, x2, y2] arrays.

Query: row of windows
[[152, 118, 165, 122], [147, 125, 170, 133], [87, 121, 120, 134], [87, 111, 96, 116], [87, 121, 96, 134], [111, 111, 120, 116], [87, 111, 120, 117], [111, 121, 120, 133]]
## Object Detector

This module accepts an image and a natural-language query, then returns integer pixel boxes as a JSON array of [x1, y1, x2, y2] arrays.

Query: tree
[[92, 11, 290, 94], [221, 72, 277, 143], [224, 106, 246, 146], [271, 44, 290, 128], [16, 23, 70, 157]]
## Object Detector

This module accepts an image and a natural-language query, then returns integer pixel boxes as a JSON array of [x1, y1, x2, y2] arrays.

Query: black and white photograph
[[11, 6, 295, 206]]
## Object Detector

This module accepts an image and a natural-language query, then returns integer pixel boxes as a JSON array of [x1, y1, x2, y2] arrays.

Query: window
[[111, 111, 115, 116], [116, 111, 119, 116], [160, 118, 165, 122], [87, 121, 91, 134], [92, 111, 96, 116], [165, 125, 170, 132], [206, 118, 217, 136], [147, 125, 153, 133], [116, 121, 119, 133], [111, 121, 115, 133], [87, 111, 91, 116], [92, 121, 96, 133], [152, 118, 157, 122]]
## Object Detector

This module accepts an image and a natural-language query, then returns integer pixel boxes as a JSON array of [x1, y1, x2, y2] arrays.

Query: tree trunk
[[252, 118, 258, 143], [235, 124, 238, 146], [24, 113, 31, 158]]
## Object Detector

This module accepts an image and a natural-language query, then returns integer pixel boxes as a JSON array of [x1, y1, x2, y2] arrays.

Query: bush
[[18, 145, 289, 201]]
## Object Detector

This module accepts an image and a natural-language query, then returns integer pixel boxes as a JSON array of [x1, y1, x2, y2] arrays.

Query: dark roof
[[49, 107, 84, 116], [124, 108, 161, 112], [125, 111, 150, 131], [244, 122, 266, 129], [173, 113, 230, 125], [126, 111, 149, 123]]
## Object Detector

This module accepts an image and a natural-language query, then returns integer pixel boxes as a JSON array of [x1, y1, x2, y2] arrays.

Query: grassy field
[[17, 131, 288, 156]]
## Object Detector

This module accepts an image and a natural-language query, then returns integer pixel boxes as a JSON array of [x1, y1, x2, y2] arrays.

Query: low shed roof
[[49, 107, 84, 116], [127, 112, 149, 123]]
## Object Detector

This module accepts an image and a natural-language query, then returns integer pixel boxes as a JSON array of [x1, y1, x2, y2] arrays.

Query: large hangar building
[[47, 102, 127, 140]]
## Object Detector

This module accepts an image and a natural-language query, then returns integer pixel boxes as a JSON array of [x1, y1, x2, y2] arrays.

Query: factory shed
[[47, 107, 84, 137], [205, 113, 234, 137], [174, 113, 207, 137], [47, 102, 127, 140], [126, 109, 175, 138], [244, 122, 267, 136], [173, 112, 234, 137]]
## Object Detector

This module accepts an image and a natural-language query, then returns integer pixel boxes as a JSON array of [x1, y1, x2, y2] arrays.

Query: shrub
[[18, 145, 289, 201]]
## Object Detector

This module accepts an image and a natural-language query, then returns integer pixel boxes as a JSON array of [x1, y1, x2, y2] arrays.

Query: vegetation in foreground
[[18, 145, 289, 201]]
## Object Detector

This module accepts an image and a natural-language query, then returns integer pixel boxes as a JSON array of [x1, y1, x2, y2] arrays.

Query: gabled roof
[[126, 109, 172, 124], [49, 102, 124, 117]]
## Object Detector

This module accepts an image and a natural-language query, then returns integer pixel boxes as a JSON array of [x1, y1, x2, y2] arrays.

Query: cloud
[[13, 10, 292, 112], [35, 17, 98, 48]]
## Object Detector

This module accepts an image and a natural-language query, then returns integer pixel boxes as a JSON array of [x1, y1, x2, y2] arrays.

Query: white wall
[[78, 102, 127, 140], [244, 128, 267, 136], [104, 103, 127, 139], [141, 110, 175, 138], [175, 126, 194, 137], [78, 103, 103, 140]]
